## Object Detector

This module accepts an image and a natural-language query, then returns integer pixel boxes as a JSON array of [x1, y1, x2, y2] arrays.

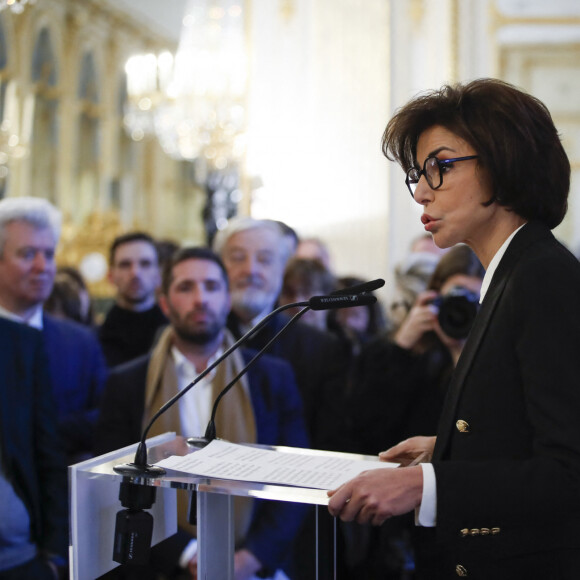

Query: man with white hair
[[213, 217, 346, 450], [0, 196, 107, 463], [214, 218, 348, 579]]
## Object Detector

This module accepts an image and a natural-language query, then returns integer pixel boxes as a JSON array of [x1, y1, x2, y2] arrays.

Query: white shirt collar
[[0, 303, 44, 329], [170, 344, 224, 384], [479, 224, 526, 303]]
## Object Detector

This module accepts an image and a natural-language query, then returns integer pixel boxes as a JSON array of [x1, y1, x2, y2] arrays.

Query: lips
[[421, 214, 439, 232]]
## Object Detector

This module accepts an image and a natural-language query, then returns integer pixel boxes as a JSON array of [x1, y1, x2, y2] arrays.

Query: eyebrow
[[426, 146, 458, 158]]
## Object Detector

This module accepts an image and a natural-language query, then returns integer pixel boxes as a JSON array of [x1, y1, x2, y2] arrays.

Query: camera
[[432, 286, 479, 339]]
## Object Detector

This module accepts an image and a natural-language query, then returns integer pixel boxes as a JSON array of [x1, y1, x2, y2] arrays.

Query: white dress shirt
[[171, 346, 222, 438]]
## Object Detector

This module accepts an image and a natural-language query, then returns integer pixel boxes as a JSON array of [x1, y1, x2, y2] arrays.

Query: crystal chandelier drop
[[0, 0, 36, 14], [0, 119, 27, 182], [124, 0, 247, 170]]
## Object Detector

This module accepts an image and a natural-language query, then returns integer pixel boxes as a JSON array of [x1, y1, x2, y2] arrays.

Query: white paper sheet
[[154, 439, 398, 490]]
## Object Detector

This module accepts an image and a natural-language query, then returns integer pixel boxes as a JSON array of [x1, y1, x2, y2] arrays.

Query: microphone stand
[[200, 292, 378, 442], [200, 306, 309, 443], [113, 278, 384, 476]]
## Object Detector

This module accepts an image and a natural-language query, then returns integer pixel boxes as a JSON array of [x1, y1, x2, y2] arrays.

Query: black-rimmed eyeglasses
[[405, 155, 479, 198]]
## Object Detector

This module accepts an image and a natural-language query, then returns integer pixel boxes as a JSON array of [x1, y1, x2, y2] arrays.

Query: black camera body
[[432, 286, 480, 339]]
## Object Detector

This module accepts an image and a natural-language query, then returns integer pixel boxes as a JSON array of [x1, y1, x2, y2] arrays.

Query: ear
[[158, 292, 170, 318]]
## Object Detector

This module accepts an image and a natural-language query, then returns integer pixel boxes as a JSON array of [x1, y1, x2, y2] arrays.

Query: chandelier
[[0, 0, 35, 13], [0, 119, 27, 182], [124, 0, 247, 171]]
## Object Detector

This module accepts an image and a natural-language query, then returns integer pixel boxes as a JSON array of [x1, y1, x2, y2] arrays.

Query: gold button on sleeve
[[456, 564, 468, 576], [456, 419, 470, 433]]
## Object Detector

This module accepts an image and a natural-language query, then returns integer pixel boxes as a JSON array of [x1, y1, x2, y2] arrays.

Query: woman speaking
[[328, 78, 580, 579]]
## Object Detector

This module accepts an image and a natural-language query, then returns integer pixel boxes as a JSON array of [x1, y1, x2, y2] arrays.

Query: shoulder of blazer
[[490, 221, 554, 283], [108, 354, 150, 386], [43, 312, 95, 341]]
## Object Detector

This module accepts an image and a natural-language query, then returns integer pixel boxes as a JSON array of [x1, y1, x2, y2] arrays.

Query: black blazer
[[426, 222, 580, 579], [0, 317, 68, 558]]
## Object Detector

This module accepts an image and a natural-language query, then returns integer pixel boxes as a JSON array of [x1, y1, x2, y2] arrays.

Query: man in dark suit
[[95, 247, 308, 580], [0, 317, 68, 579], [213, 218, 348, 580], [98, 232, 167, 368], [0, 197, 107, 463], [328, 79, 580, 579]]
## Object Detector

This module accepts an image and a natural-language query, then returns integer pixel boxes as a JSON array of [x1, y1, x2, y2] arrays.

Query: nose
[[32, 251, 48, 270], [412, 177, 434, 206], [192, 285, 207, 305], [246, 254, 261, 275]]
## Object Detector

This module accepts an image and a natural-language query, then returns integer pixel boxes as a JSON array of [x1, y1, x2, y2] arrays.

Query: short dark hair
[[428, 245, 485, 293], [109, 232, 159, 265], [382, 78, 570, 229], [161, 246, 229, 295]]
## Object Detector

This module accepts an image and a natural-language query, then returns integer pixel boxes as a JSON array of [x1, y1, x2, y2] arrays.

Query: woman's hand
[[327, 465, 423, 526], [379, 436, 436, 466], [394, 291, 439, 350]]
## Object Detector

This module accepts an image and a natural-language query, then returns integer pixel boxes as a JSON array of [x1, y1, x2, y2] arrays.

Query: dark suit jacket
[[42, 314, 108, 459], [98, 304, 168, 368], [95, 348, 309, 573], [425, 222, 580, 579], [227, 311, 347, 450], [0, 317, 68, 558]]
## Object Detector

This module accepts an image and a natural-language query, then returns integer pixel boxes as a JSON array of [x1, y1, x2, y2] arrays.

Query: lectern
[[69, 432, 353, 580]]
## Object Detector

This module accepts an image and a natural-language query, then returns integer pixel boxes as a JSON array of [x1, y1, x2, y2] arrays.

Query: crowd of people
[[2, 77, 579, 580]]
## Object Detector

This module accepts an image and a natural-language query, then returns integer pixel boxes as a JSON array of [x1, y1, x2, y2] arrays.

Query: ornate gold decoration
[[57, 210, 125, 298]]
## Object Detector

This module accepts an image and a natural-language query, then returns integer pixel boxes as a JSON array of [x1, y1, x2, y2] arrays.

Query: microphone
[[113, 286, 379, 476], [309, 293, 376, 311], [332, 278, 385, 295]]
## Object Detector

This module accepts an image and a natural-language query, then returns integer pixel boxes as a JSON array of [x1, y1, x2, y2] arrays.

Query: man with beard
[[98, 232, 168, 367], [0, 196, 107, 463], [95, 247, 308, 580], [213, 217, 346, 450]]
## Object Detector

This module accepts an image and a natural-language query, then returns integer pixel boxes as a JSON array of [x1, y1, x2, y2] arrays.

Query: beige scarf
[[143, 326, 257, 544]]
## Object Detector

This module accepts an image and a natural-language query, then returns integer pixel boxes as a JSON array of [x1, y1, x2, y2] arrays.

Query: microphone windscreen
[[333, 278, 385, 295], [309, 293, 376, 311]]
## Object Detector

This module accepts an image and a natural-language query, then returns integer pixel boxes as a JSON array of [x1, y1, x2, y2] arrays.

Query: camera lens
[[436, 288, 479, 339]]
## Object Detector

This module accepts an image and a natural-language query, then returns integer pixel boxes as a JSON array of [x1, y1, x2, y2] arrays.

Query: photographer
[[395, 245, 482, 367]]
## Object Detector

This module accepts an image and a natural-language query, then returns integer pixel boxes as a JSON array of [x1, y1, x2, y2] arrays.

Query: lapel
[[0, 320, 28, 469], [433, 222, 552, 460]]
